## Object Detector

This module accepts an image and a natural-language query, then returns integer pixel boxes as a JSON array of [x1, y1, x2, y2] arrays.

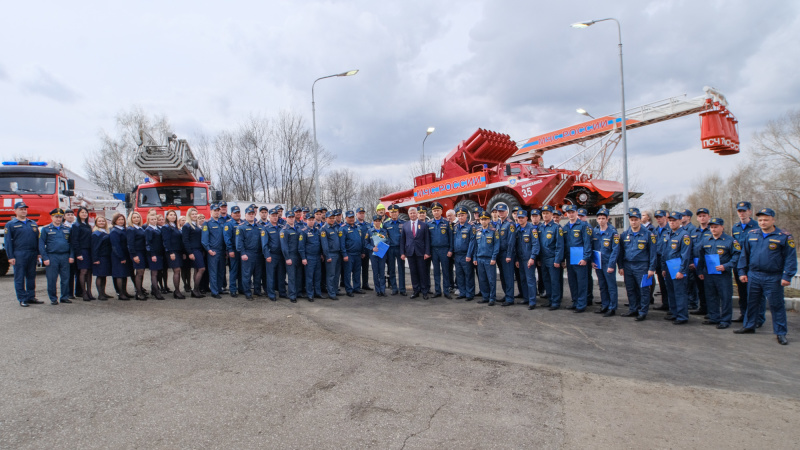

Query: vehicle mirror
[[63, 190, 75, 197], [214, 190, 223, 202], [67, 179, 75, 189], [505, 165, 512, 176]]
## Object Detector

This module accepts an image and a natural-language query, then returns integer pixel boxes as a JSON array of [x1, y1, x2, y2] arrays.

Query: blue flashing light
[[29, 162, 47, 166], [482, 164, 488, 169], [199, 177, 205, 182], [2, 161, 19, 165], [144, 177, 150, 183]]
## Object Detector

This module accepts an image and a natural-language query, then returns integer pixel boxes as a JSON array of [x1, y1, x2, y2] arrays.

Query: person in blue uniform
[[689, 208, 712, 315], [223, 206, 243, 298], [617, 209, 657, 320], [109, 213, 132, 300], [280, 210, 303, 302], [427, 202, 453, 299], [91, 215, 112, 300], [236, 207, 262, 300], [554, 208, 567, 297], [355, 207, 373, 291], [70, 207, 95, 300], [181, 208, 206, 298], [561, 205, 592, 313], [162, 210, 186, 299], [696, 218, 740, 329], [384, 205, 406, 296], [39, 208, 74, 305], [63, 209, 80, 299], [260, 208, 283, 301], [679, 209, 699, 310], [452, 206, 476, 301], [577, 208, 595, 306], [731, 201, 760, 324], [144, 213, 165, 300], [591, 208, 620, 316], [514, 210, 540, 309], [201, 204, 226, 299], [662, 211, 692, 324], [735, 208, 797, 345], [493, 204, 516, 306], [366, 215, 389, 297], [530, 209, 547, 299], [539, 205, 564, 310], [5, 201, 41, 306], [256, 206, 271, 296], [320, 211, 342, 300], [126, 211, 148, 300], [300, 213, 323, 301], [340, 210, 366, 297], [473, 210, 500, 305], [652, 210, 671, 311]]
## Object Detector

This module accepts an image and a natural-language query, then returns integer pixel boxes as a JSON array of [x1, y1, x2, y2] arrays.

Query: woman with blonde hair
[[126, 211, 148, 300], [181, 207, 206, 298], [92, 215, 112, 300], [162, 210, 186, 299], [144, 213, 165, 300], [109, 213, 132, 300]]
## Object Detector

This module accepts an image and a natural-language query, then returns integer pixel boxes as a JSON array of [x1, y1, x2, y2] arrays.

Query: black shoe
[[354, 290, 365, 294], [514, 294, 523, 298], [69, 296, 76, 300], [635, 314, 646, 321], [456, 295, 466, 299], [134, 294, 146, 301], [734, 327, 755, 334], [566, 305, 576, 310], [230, 293, 238, 298], [314, 295, 323, 299], [624, 303, 629, 307], [423, 294, 429, 300], [211, 294, 222, 299], [777, 335, 788, 345], [345, 292, 353, 297], [410, 293, 419, 299], [664, 315, 676, 321], [488, 301, 496, 306], [245, 295, 253, 301], [270, 297, 277, 302], [717, 323, 730, 329], [673, 319, 688, 325], [28, 299, 44, 304], [391, 291, 399, 296], [501, 302, 514, 307], [528, 305, 536, 310], [117, 295, 130, 301], [540, 294, 549, 299], [399, 292, 407, 296], [290, 299, 297, 303], [702, 320, 719, 325], [690, 310, 707, 315], [51, 301, 59, 305], [444, 294, 452, 299], [516, 300, 527, 305], [363, 286, 373, 291], [595, 308, 608, 314], [190, 291, 205, 298], [376, 292, 383, 297], [573, 308, 586, 313], [19, 301, 29, 307], [621, 311, 637, 317], [477, 299, 489, 304], [466, 297, 474, 302], [540, 302, 551, 307], [756, 323, 763, 329], [433, 293, 442, 298], [653, 305, 669, 311], [174, 292, 186, 299], [548, 306, 560, 311], [330, 297, 339, 301], [603, 310, 616, 317], [60, 299, 72, 304], [732, 316, 744, 323]]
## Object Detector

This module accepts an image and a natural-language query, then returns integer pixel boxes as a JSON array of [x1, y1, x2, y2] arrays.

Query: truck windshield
[[138, 186, 208, 207], [0, 174, 56, 194]]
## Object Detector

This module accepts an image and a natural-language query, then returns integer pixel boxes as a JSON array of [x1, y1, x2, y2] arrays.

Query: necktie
[[413, 221, 416, 237]]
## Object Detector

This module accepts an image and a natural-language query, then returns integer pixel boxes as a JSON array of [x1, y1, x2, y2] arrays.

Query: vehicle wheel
[[567, 187, 597, 207], [487, 192, 521, 214], [0, 251, 9, 276], [398, 213, 410, 222], [455, 199, 480, 214]]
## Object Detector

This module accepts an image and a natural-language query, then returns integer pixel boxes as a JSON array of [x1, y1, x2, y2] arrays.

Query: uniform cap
[[210, 203, 220, 210], [292, 207, 302, 213], [430, 202, 443, 210], [372, 214, 382, 222], [317, 206, 328, 212], [284, 210, 295, 217], [562, 204, 576, 212], [495, 203, 508, 212], [516, 210, 528, 217], [471, 206, 482, 213], [596, 207, 610, 217], [654, 209, 668, 217], [668, 211, 683, 220], [479, 211, 491, 220], [696, 207, 710, 215], [376, 203, 386, 211], [325, 211, 335, 218], [756, 208, 775, 217], [553, 210, 563, 216], [231, 206, 241, 213], [355, 207, 366, 213], [258, 206, 268, 212], [682, 209, 693, 217], [305, 214, 315, 221], [709, 217, 724, 226], [345, 210, 355, 218], [245, 207, 256, 214], [577, 208, 588, 216], [387, 204, 400, 211], [50, 208, 64, 216], [417, 206, 427, 213], [276, 205, 284, 210], [511, 206, 520, 213], [13, 201, 28, 209], [302, 207, 310, 213], [456, 206, 469, 215], [64, 209, 74, 215], [628, 210, 642, 218], [334, 209, 342, 216], [541, 205, 554, 213], [218, 201, 227, 207], [530, 208, 541, 216], [736, 201, 751, 211]]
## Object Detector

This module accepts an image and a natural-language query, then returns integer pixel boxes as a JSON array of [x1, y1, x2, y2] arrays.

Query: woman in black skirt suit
[[127, 211, 147, 300], [110, 213, 131, 300], [145, 213, 165, 300], [156, 214, 170, 293], [163, 210, 186, 299], [71, 206, 95, 300], [178, 216, 192, 292], [92, 216, 112, 300], [181, 207, 206, 298]]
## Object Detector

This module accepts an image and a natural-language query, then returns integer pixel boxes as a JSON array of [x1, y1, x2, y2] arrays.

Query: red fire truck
[[0, 161, 122, 275], [126, 131, 222, 218]]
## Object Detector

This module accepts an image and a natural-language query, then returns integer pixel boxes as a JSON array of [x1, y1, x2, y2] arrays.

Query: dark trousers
[[596, 266, 618, 311], [454, 253, 474, 298], [498, 256, 515, 302], [285, 255, 302, 300], [343, 253, 362, 294], [407, 254, 429, 294], [431, 247, 451, 295], [361, 250, 371, 288], [566, 263, 588, 310], [305, 254, 322, 298], [537, 263, 545, 295], [665, 274, 689, 321], [542, 259, 563, 307], [744, 272, 786, 335], [386, 246, 406, 294], [518, 260, 538, 305], [46, 253, 70, 302], [623, 263, 650, 315], [12, 251, 37, 302], [208, 251, 226, 295], [656, 256, 669, 307], [370, 254, 386, 295], [705, 271, 733, 325], [324, 254, 340, 299], [228, 253, 242, 294]]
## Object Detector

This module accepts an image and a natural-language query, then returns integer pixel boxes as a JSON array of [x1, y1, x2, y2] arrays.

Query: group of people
[[4, 198, 795, 345]]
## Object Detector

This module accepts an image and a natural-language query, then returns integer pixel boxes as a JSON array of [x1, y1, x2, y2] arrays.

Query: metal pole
[[422, 133, 430, 166], [614, 18, 630, 230], [312, 84, 319, 209]]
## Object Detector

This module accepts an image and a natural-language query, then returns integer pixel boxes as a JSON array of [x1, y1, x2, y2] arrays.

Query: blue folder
[[693, 257, 699, 267], [640, 274, 653, 287], [374, 241, 389, 258], [665, 258, 682, 279], [704, 254, 722, 274], [592, 250, 602, 267], [570, 247, 584, 265]]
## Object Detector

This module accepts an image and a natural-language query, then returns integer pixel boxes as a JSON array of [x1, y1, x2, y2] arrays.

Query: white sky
[[1, 0, 798, 199]]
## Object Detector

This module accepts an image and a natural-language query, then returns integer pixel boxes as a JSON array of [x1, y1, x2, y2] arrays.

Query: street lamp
[[312, 69, 359, 208], [572, 18, 629, 227], [422, 127, 435, 161], [576, 108, 595, 119]]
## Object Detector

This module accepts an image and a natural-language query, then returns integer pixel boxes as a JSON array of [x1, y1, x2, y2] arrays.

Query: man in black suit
[[400, 207, 431, 299]]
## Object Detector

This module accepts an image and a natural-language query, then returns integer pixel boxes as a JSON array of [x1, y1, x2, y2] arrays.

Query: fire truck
[[0, 161, 122, 275], [126, 131, 222, 218], [381, 87, 736, 216]]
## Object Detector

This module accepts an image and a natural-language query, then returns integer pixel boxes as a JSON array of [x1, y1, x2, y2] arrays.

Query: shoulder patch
[[586, 227, 592, 235], [683, 236, 690, 246], [789, 239, 795, 248], [734, 241, 741, 251], [559, 228, 564, 236], [651, 234, 656, 244], [203, 225, 208, 231], [224, 226, 229, 231], [236, 229, 240, 235], [280, 232, 284, 238], [510, 225, 515, 232], [299, 235, 303, 241], [321, 231, 326, 237]]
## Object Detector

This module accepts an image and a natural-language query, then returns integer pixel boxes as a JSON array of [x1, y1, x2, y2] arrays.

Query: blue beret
[[756, 208, 775, 217], [736, 202, 751, 211], [709, 217, 724, 226]]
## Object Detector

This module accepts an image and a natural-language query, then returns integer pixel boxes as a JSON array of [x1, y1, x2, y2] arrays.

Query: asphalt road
[[1, 270, 798, 449]]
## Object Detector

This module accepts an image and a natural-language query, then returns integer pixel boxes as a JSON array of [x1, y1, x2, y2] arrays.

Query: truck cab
[[128, 178, 221, 218]]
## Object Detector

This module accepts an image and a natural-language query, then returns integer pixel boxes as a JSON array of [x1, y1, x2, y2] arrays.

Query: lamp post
[[312, 69, 359, 208], [572, 18, 628, 227], [576, 108, 595, 119], [422, 127, 435, 161]]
